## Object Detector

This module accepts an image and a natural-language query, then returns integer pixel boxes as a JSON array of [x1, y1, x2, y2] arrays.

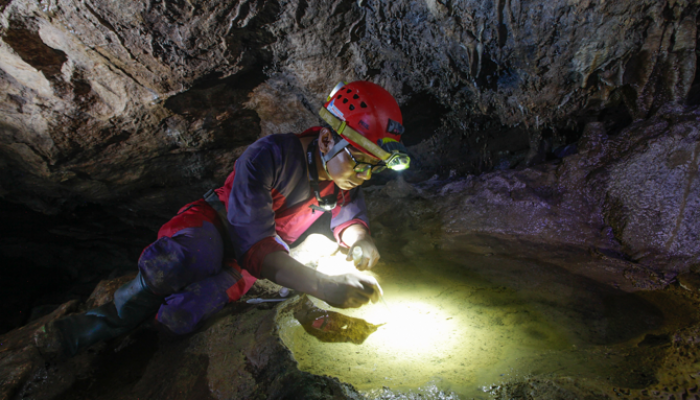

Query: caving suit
[[55, 128, 369, 354]]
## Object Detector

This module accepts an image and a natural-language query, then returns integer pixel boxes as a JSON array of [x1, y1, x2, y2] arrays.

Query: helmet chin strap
[[321, 138, 350, 170], [307, 138, 340, 212]]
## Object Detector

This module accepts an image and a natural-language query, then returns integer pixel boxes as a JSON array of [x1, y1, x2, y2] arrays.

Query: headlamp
[[385, 151, 410, 171]]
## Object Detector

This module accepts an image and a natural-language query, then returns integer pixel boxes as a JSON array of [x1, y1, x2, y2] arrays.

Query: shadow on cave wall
[[395, 82, 639, 183], [163, 66, 267, 149], [0, 199, 153, 334], [687, 63, 700, 107], [94, 67, 272, 227], [399, 92, 449, 147]]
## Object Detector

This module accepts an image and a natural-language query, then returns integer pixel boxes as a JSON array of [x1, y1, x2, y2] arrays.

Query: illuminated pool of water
[[278, 235, 694, 399]]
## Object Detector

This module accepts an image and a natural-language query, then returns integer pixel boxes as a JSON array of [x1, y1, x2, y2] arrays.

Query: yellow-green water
[[279, 235, 692, 399]]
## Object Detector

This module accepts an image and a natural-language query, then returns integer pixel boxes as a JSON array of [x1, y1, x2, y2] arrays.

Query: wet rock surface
[[3, 247, 700, 400]]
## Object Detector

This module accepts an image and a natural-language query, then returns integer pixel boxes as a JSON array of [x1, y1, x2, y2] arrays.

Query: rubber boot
[[36, 272, 164, 359]]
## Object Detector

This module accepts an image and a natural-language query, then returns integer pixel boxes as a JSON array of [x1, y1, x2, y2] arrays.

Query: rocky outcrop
[[0, 278, 367, 400], [0, 0, 697, 217], [0, 300, 81, 400], [0, 0, 275, 217], [366, 106, 700, 276]]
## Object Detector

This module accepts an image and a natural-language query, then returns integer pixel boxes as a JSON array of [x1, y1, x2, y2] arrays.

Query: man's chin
[[340, 182, 359, 190]]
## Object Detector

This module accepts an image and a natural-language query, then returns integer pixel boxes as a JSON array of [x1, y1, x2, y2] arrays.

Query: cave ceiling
[[0, 0, 697, 220]]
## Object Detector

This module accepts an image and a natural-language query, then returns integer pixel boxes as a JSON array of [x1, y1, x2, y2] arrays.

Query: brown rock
[[678, 272, 700, 292], [0, 0, 696, 216], [84, 273, 137, 309], [0, 300, 78, 400]]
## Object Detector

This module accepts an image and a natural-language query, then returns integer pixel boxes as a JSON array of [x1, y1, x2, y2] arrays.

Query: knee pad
[[138, 236, 194, 295], [138, 230, 225, 295], [156, 271, 236, 335]]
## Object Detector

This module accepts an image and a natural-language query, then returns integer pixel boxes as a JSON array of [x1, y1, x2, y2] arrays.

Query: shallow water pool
[[279, 235, 695, 399]]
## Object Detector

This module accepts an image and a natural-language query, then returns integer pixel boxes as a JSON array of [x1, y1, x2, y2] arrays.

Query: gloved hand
[[320, 272, 383, 308], [346, 237, 380, 270]]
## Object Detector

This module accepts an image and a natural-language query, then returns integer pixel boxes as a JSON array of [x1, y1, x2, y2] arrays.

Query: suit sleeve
[[227, 142, 289, 278], [330, 187, 370, 247]]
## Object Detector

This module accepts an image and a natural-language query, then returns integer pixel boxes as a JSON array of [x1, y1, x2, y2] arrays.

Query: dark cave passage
[[0, 199, 152, 334]]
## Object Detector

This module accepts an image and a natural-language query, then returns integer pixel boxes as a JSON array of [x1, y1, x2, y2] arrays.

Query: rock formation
[[0, 0, 697, 217], [367, 108, 700, 275]]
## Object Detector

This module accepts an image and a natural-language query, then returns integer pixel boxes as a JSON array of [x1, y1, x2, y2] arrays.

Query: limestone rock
[[84, 273, 137, 309], [366, 107, 700, 272], [0, 0, 696, 216], [0, 300, 79, 400]]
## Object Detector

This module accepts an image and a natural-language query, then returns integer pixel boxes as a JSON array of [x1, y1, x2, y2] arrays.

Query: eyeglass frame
[[343, 146, 386, 174]]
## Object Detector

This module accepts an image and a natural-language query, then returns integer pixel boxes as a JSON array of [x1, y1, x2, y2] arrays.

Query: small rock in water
[[291, 295, 384, 344]]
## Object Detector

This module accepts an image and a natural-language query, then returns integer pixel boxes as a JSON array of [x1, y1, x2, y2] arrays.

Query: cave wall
[[259, 0, 699, 174], [366, 107, 700, 279], [0, 0, 697, 217], [0, 0, 277, 218]]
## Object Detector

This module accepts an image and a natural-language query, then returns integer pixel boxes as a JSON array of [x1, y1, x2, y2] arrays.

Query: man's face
[[326, 145, 379, 190], [318, 127, 383, 190]]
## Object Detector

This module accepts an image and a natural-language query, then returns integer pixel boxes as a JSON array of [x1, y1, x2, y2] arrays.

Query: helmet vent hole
[[360, 102, 367, 108], [343, 98, 349, 104], [353, 94, 359, 99], [349, 104, 355, 111]]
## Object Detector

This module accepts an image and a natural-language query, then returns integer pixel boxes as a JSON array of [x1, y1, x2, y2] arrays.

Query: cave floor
[[5, 235, 700, 400], [280, 235, 700, 400]]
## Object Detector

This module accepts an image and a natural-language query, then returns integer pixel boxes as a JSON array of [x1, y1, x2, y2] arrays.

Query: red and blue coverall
[[137, 128, 369, 334]]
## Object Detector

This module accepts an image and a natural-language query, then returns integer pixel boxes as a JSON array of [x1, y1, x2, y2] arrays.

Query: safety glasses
[[344, 147, 386, 174]]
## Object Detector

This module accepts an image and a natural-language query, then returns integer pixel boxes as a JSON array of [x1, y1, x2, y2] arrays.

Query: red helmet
[[319, 81, 410, 171]]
